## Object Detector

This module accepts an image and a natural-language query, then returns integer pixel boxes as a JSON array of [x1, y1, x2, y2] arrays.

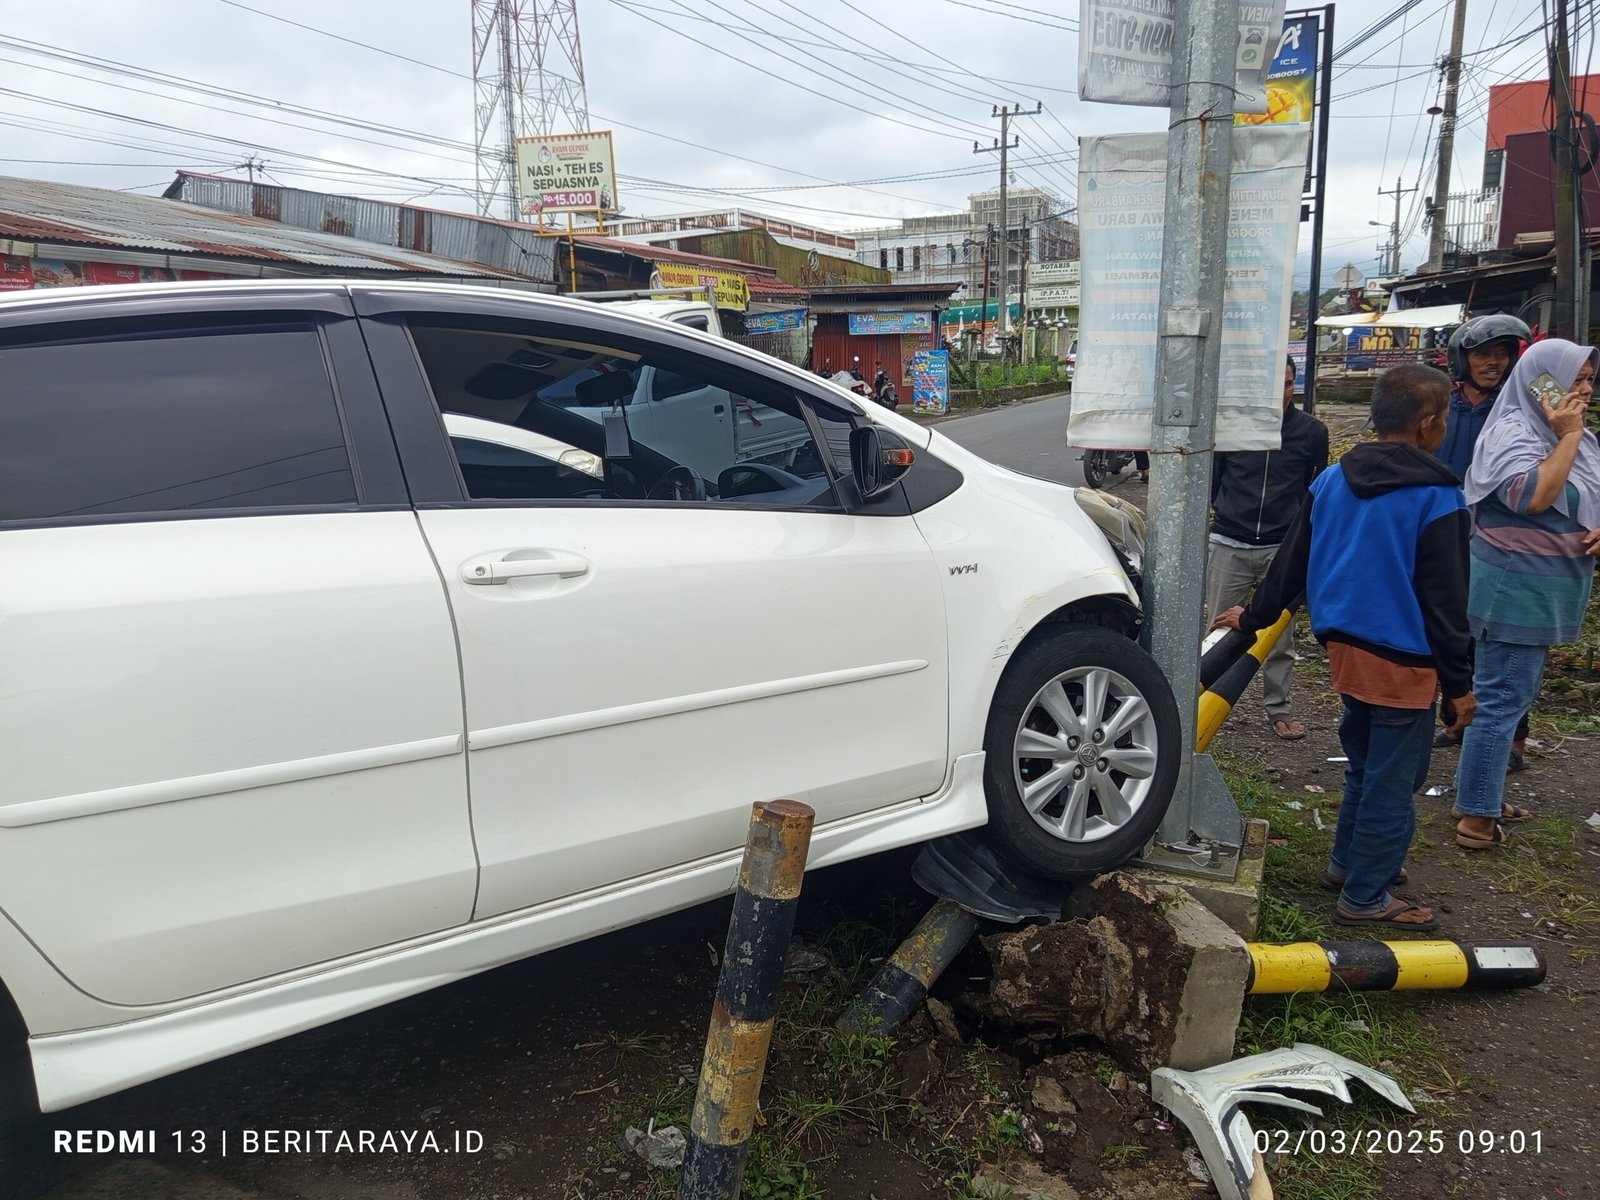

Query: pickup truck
[[0, 279, 1175, 1114]]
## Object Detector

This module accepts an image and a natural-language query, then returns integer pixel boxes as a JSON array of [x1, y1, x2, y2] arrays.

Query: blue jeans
[[1329, 697, 1434, 915], [1454, 637, 1548, 819]]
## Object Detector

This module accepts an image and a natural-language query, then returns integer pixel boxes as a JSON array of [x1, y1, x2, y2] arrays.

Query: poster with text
[[909, 349, 950, 415], [1078, 0, 1284, 111], [1069, 124, 1311, 452]]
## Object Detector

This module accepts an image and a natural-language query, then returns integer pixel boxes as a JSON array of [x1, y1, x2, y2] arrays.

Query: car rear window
[[0, 322, 357, 523]]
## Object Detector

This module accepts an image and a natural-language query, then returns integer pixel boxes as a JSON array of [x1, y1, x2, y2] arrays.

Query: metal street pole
[[975, 103, 1039, 377], [1378, 176, 1416, 276], [1426, 0, 1468, 272], [1145, 0, 1242, 853], [1550, 0, 1582, 339]]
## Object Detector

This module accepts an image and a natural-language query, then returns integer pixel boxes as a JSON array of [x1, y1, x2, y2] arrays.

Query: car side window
[[0, 321, 357, 524], [406, 319, 842, 509]]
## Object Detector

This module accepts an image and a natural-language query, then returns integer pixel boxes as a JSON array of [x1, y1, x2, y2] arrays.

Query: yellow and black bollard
[[835, 898, 981, 1038], [679, 799, 814, 1200], [1246, 940, 1546, 994], [1196, 608, 1295, 753]]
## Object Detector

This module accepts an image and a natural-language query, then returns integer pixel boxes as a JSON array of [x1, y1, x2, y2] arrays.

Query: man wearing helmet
[[1437, 314, 1531, 479], [1434, 314, 1533, 763]]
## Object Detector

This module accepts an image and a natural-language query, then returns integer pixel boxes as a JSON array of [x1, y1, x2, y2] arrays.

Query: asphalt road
[[933, 391, 1090, 487]]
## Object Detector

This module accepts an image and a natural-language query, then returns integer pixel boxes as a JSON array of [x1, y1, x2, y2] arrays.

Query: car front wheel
[[981, 624, 1180, 879]]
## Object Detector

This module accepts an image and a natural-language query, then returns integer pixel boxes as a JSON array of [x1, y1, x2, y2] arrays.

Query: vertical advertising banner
[[909, 349, 950, 415], [1069, 124, 1312, 452], [1235, 13, 1320, 123], [1078, 0, 1285, 111]]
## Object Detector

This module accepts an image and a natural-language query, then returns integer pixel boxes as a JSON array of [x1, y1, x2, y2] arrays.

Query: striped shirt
[[1468, 475, 1596, 645]]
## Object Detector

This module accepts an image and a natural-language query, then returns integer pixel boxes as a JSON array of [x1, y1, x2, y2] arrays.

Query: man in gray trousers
[[1206, 354, 1330, 739]]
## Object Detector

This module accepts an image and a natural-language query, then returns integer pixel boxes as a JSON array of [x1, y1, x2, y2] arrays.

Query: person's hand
[[1445, 691, 1476, 735], [1211, 605, 1244, 631], [1544, 387, 1590, 439], [1584, 527, 1600, 557]]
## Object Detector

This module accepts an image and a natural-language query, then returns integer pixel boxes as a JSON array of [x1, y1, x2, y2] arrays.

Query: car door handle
[[713, 404, 725, 414], [461, 551, 590, 585]]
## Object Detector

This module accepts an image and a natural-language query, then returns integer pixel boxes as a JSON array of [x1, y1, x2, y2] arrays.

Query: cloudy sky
[[0, 0, 1570, 287]]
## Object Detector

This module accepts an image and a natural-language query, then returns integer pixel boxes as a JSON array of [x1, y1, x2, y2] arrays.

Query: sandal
[[1455, 820, 1507, 850], [1319, 867, 1407, 891], [1500, 802, 1534, 823], [1268, 713, 1307, 741], [1506, 750, 1526, 774], [1333, 898, 1439, 931]]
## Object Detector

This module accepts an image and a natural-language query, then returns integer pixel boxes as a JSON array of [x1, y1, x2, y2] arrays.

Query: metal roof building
[[0, 175, 539, 284], [164, 171, 555, 284]]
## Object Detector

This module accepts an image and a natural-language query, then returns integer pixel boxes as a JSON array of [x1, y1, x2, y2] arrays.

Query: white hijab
[[1462, 338, 1600, 530]]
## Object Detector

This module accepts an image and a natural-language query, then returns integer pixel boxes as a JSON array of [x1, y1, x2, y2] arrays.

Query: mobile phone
[[1529, 372, 1567, 406]]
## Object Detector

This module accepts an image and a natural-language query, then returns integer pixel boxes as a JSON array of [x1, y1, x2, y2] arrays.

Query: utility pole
[[1550, 0, 1584, 338], [975, 102, 1040, 368], [1426, 0, 1468, 271], [1379, 176, 1417, 276], [979, 224, 994, 345], [1144, 0, 1239, 851], [1019, 213, 1031, 362]]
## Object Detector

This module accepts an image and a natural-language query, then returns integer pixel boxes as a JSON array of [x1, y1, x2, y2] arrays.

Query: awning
[[1316, 303, 1464, 329]]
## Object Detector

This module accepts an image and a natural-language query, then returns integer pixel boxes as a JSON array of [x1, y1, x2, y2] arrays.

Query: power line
[[935, 0, 1076, 33]]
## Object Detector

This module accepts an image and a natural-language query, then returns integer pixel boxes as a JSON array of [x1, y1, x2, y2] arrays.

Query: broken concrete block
[[969, 872, 1250, 1074]]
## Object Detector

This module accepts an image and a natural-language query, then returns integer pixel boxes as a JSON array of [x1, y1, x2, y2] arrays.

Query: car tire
[[981, 624, 1180, 879]]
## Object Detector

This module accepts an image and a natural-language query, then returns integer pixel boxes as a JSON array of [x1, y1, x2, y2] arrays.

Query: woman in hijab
[[1454, 338, 1600, 849]]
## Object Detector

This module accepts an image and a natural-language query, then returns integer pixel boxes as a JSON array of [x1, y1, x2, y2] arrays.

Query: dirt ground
[[10, 401, 1597, 1200]]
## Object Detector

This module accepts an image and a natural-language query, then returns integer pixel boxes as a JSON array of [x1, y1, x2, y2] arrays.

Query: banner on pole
[[1077, 0, 1286, 110], [1068, 124, 1311, 452]]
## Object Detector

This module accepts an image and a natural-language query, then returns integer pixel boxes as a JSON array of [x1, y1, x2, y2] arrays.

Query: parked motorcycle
[[872, 371, 898, 410], [1081, 447, 1138, 490]]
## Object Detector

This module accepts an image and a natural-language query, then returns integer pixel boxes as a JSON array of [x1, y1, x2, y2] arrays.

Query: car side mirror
[[849, 426, 915, 498]]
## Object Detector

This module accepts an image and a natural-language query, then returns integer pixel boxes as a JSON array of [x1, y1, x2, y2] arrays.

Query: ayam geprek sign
[[515, 130, 618, 215]]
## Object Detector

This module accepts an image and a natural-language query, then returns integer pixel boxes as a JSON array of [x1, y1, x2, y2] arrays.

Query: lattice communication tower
[[472, 0, 590, 219]]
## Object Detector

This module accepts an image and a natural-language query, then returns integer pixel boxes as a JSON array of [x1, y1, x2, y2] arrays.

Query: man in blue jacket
[[1216, 363, 1475, 930], [1206, 355, 1329, 739]]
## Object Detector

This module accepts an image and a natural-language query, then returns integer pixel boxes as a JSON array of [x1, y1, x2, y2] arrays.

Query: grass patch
[[1099, 1143, 1148, 1168], [1457, 816, 1599, 928]]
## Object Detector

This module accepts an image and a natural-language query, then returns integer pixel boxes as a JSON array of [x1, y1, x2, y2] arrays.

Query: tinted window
[[408, 320, 839, 508], [0, 324, 356, 522]]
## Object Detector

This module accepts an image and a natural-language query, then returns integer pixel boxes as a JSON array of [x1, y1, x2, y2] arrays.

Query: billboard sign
[[1029, 284, 1081, 307], [1078, 0, 1284, 111], [744, 309, 806, 334], [1027, 260, 1081, 287], [848, 311, 933, 335], [515, 130, 618, 216], [652, 262, 749, 311], [1070, 124, 1311, 452]]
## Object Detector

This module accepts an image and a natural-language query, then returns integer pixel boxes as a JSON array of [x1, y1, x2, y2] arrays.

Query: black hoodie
[[1240, 441, 1473, 699], [1210, 404, 1330, 546]]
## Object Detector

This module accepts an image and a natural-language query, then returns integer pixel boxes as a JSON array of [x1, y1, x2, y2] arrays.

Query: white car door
[[0, 299, 475, 1006], [358, 298, 951, 920]]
